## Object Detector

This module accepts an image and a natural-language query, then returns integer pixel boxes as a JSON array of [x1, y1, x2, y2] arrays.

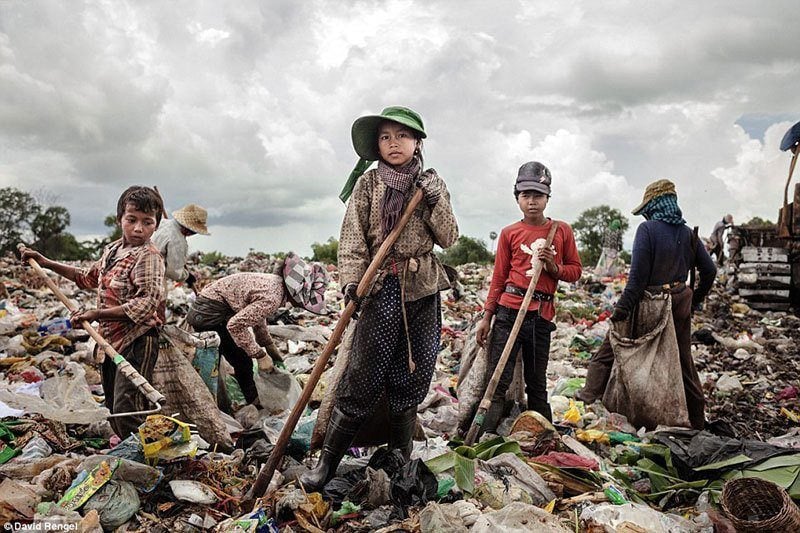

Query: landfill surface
[[1, 251, 800, 532]]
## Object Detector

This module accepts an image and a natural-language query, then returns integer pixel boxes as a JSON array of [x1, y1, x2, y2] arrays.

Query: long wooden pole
[[245, 188, 425, 501], [18, 245, 165, 407], [464, 222, 559, 446]]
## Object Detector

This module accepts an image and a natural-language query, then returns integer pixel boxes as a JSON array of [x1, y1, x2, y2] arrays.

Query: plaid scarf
[[378, 158, 420, 238], [640, 194, 686, 225]]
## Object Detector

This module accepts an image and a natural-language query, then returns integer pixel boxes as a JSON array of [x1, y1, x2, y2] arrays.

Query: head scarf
[[282, 252, 328, 314], [639, 194, 686, 225], [378, 157, 420, 239]]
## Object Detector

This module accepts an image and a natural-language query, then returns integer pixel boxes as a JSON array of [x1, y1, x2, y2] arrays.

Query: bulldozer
[[729, 120, 800, 311]]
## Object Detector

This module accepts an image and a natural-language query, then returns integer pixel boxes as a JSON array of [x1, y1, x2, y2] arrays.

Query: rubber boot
[[389, 407, 418, 460], [479, 400, 506, 437], [298, 407, 361, 492], [528, 400, 553, 422]]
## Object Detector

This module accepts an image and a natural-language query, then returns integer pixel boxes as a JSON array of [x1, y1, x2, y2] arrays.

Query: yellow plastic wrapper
[[139, 415, 192, 463], [562, 399, 582, 425], [576, 428, 610, 445]]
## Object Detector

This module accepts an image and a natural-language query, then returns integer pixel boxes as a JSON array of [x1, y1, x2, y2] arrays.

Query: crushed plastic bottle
[[38, 317, 72, 336]]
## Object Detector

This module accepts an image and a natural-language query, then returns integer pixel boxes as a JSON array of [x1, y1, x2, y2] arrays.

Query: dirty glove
[[344, 283, 362, 312], [418, 171, 444, 207], [263, 338, 283, 363], [256, 350, 274, 373], [185, 272, 197, 288], [610, 307, 629, 323]]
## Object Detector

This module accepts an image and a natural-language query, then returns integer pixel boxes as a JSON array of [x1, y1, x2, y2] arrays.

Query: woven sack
[[722, 477, 800, 532]]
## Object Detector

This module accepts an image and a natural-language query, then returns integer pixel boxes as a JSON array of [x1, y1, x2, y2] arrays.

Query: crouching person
[[186, 253, 327, 406], [21, 186, 166, 438]]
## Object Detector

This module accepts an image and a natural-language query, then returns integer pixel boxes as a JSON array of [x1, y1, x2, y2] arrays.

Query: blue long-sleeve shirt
[[616, 220, 716, 313]]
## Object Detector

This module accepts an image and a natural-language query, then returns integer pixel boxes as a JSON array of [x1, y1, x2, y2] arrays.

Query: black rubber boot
[[479, 400, 506, 437], [298, 407, 361, 492], [389, 407, 418, 460], [528, 400, 553, 422]]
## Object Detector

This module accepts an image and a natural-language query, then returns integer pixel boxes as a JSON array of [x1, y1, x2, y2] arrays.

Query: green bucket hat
[[340, 106, 427, 202]]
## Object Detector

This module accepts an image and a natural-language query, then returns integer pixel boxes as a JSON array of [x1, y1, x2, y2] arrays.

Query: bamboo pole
[[464, 222, 559, 446], [245, 188, 426, 501]]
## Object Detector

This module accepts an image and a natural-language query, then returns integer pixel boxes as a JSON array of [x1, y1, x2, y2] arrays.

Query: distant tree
[[104, 214, 123, 241], [311, 237, 339, 265], [438, 236, 494, 266], [200, 251, 226, 266], [744, 216, 774, 227], [572, 205, 630, 266], [0, 187, 40, 255]]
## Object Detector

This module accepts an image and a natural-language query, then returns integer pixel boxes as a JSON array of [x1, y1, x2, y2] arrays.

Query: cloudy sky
[[1, 1, 799, 258]]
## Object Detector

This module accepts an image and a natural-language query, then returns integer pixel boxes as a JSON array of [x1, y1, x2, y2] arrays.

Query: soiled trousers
[[101, 328, 159, 438], [485, 305, 556, 412], [579, 287, 706, 429], [336, 275, 441, 420], [187, 297, 258, 404]]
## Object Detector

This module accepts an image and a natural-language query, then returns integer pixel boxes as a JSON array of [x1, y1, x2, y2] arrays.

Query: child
[[473, 162, 582, 434], [21, 186, 165, 438], [186, 254, 327, 406], [300, 106, 459, 491]]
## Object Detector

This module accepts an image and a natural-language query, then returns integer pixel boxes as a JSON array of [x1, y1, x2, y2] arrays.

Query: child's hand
[[19, 247, 47, 265], [476, 315, 492, 347], [71, 308, 99, 325], [537, 246, 558, 274], [418, 171, 444, 206]]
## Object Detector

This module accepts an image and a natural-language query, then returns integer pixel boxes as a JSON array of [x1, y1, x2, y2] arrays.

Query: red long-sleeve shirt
[[484, 219, 582, 321]]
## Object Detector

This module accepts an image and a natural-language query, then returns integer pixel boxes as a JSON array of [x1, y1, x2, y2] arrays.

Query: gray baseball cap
[[515, 161, 551, 195]]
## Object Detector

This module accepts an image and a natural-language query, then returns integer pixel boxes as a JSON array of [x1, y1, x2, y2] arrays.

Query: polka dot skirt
[[336, 275, 442, 419]]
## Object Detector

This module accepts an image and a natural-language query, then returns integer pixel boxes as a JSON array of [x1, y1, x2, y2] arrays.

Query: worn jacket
[[339, 168, 459, 302]]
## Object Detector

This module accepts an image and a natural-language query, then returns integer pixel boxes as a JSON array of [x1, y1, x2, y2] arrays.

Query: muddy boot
[[528, 400, 553, 422], [389, 407, 418, 460], [480, 400, 506, 437], [298, 407, 360, 492]]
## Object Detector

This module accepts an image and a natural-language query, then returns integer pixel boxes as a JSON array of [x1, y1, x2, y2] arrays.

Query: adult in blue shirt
[[577, 179, 716, 429]]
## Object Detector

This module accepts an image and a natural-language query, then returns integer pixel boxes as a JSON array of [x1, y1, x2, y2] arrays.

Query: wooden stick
[[464, 221, 559, 446], [18, 245, 165, 405], [245, 187, 426, 501]]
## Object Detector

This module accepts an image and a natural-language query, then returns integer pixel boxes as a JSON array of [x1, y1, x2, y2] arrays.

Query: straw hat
[[172, 204, 210, 235], [631, 179, 677, 215]]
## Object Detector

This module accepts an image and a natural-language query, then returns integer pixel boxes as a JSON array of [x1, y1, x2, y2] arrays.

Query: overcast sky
[[2, 1, 799, 258]]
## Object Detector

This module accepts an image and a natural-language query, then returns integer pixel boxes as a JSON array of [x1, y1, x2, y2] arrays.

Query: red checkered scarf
[[378, 158, 420, 239]]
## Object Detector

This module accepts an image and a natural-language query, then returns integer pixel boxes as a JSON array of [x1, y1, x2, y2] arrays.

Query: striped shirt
[[74, 239, 165, 352]]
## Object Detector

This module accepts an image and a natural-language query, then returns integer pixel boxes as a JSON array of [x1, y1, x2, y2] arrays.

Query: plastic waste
[[83, 480, 140, 529], [18, 437, 52, 461], [81, 456, 162, 493], [254, 366, 302, 415], [169, 480, 218, 504], [389, 459, 438, 517], [471, 501, 571, 533], [0, 362, 110, 424], [37, 317, 72, 336], [419, 501, 468, 533], [580, 502, 712, 533]]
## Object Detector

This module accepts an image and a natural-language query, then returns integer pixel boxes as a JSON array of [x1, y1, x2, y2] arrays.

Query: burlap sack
[[151, 330, 234, 450], [603, 292, 690, 430]]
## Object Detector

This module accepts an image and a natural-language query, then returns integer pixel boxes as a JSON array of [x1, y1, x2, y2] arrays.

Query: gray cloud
[[1, 0, 799, 257]]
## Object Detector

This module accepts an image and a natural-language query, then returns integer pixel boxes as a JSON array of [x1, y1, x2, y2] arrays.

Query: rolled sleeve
[[227, 300, 277, 357], [121, 251, 165, 323], [74, 261, 101, 290]]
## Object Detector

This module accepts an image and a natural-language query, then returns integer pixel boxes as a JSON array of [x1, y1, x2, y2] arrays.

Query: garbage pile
[[1, 252, 799, 531]]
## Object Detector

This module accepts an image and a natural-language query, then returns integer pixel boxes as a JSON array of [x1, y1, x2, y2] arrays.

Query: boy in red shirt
[[474, 162, 582, 432]]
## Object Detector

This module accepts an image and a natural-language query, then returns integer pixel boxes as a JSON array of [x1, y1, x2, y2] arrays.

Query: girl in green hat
[[301, 106, 459, 492]]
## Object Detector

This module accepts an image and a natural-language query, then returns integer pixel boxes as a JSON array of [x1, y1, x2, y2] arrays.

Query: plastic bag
[[254, 366, 302, 415], [389, 459, 438, 517], [0, 362, 110, 424], [83, 480, 140, 529]]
